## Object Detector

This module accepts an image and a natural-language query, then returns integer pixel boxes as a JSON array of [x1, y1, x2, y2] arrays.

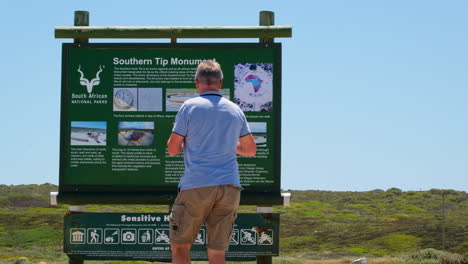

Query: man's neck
[[198, 88, 220, 94]]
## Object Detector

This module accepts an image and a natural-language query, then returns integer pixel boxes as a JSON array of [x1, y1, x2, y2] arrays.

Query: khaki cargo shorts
[[169, 184, 241, 251]]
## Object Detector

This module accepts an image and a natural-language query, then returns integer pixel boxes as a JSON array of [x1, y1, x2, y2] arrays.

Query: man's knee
[[171, 243, 191, 256], [171, 243, 191, 264]]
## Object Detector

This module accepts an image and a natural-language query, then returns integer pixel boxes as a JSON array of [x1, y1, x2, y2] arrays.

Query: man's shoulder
[[220, 97, 244, 111], [181, 96, 204, 107]]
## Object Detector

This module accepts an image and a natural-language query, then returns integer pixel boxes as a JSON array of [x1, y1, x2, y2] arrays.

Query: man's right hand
[[236, 134, 257, 156]]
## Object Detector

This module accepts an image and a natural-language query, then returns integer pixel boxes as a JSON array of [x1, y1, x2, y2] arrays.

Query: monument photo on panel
[[70, 121, 107, 146], [234, 63, 273, 112], [118, 122, 154, 146], [166, 88, 199, 112], [166, 88, 230, 112], [113, 88, 137, 111], [248, 122, 267, 146]]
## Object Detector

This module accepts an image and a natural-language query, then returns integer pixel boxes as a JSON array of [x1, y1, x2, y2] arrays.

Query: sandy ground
[[70, 131, 107, 146], [118, 131, 154, 146], [254, 135, 267, 146]]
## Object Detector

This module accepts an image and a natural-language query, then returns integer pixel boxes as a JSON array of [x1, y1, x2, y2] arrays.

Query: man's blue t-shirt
[[172, 90, 251, 190]]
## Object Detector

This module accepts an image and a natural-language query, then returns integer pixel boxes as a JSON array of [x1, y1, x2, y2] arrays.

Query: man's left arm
[[167, 132, 185, 156]]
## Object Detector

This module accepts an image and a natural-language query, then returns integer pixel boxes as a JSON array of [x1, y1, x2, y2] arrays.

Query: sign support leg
[[257, 255, 273, 264], [256, 206, 273, 264], [68, 206, 86, 264], [69, 258, 84, 264], [256, 11, 275, 264]]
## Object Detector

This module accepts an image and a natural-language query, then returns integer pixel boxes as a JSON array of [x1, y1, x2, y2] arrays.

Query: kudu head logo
[[77, 65, 103, 93]]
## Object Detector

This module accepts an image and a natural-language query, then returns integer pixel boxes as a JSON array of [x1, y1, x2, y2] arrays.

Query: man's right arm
[[236, 134, 257, 156], [167, 132, 185, 156]]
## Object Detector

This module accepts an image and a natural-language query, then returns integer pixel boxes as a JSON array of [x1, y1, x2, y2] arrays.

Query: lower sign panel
[[64, 212, 279, 261]]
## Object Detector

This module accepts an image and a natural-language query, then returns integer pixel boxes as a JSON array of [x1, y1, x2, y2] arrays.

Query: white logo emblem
[[77, 65, 103, 93]]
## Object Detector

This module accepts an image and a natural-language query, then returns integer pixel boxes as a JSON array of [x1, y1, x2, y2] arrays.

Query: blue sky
[[1, 0, 467, 191], [119, 122, 154, 130], [71, 121, 107, 130], [249, 122, 267, 134]]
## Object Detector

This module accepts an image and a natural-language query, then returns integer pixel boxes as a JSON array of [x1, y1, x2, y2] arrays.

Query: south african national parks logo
[[77, 65, 104, 93]]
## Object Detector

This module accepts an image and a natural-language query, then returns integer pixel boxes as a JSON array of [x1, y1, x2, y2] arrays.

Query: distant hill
[[0, 184, 466, 261], [279, 188, 467, 256]]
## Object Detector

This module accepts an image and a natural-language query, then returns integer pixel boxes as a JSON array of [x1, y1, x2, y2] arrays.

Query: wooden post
[[442, 191, 446, 250], [69, 258, 84, 264], [74, 10, 89, 44], [259, 11, 274, 44], [257, 13, 276, 263], [256, 206, 273, 264], [68, 206, 85, 264]]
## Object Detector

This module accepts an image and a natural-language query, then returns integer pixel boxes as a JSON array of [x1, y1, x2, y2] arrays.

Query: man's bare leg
[[207, 248, 226, 264], [171, 243, 191, 264]]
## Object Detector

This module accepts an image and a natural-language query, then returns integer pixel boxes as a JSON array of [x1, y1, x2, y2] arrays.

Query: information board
[[59, 43, 281, 201], [64, 212, 279, 261]]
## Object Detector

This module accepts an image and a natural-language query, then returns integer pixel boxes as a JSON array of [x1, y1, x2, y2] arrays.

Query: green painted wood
[[56, 191, 283, 205], [73, 11, 89, 44], [55, 26, 292, 39], [259, 11, 274, 26], [259, 11, 275, 44], [257, 256, 273, 264]]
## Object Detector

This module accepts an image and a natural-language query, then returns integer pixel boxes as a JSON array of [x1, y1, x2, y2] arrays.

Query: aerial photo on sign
[[118, 122, 155, 146], [70, 121, 107, 146]]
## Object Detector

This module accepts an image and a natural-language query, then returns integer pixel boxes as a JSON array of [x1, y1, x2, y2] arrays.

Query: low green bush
[[405, 248, 464, 264]]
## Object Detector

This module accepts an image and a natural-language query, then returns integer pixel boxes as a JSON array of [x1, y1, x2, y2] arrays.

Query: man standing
[[167, 60, 256, 264]]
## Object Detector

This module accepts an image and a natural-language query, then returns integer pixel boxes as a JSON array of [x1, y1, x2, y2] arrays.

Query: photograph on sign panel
[[118, 122, 154, 146], [166, 88, 230, 111], [113, 88, 137, 111], [138, 88, 162, 111], [70, 121, 107, 146], [248, 122, 267, 146], [234, 63, 273, 112], [166, 88, 198, 111]]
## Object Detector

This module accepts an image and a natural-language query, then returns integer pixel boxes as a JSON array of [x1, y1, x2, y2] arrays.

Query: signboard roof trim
[[55, 25, 292, 39]]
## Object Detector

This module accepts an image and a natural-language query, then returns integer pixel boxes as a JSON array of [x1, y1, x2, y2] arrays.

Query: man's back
[[173, 91, 250, 190], [167, 60, 256, 264]]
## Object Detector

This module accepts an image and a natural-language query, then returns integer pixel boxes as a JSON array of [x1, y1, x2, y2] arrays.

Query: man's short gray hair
[[195, 60, 223, 83]]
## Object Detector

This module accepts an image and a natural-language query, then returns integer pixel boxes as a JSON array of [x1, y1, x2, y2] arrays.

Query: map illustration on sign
[[234, 63, 273, 112]]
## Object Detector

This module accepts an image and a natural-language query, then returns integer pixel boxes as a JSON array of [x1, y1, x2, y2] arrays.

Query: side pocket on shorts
[[170, 204, 185, 235]]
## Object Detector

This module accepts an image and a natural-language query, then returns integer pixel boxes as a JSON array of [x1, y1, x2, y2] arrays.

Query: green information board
[[64, 212, 279, 261], [59, 43, 282, 204]]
